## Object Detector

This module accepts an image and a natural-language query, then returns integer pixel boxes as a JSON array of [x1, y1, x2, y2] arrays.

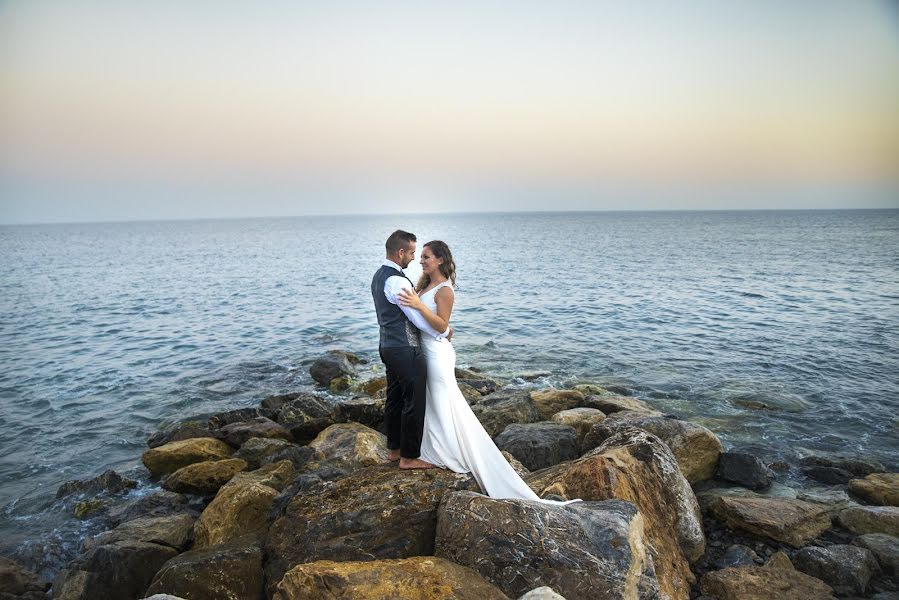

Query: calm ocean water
[[1, 209, 898, 576]]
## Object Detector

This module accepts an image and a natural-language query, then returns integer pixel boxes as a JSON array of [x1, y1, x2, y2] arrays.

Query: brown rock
[[709, 496, 832, 547], [550, 407, 606, 445], [839, 505, 899, 537], [470, 388, 541, 437], [224, 460, 296, 492], [700, 551, 835, 599], [530, 389, 584, 420], [141, 438, 233, 477], [849, 473, 899, 506], [194, 482, 278, 548], [358, 376, 387, 397], [218, 417, 292, 447], [501, 451, 530, 478], [162, 458, 248, 496], [307, 422, 389, 468], [0, 556, 49, 596], [582, 394, 662, 416], [272, 557, 510, 600], [84, 514, 196, 552], [53, 541, 178, 600]]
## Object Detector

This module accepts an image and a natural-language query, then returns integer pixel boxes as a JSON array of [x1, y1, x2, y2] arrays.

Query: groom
[[372, 230, 447, 469]]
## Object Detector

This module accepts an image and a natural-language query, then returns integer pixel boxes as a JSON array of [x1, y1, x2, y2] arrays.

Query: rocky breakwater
[[26, 350, 899, 600]]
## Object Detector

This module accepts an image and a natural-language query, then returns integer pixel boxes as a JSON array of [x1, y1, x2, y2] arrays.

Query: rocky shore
[[2, 349, 898, 599]]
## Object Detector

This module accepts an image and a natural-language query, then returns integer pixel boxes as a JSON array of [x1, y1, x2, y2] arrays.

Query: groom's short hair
[[386, 230, 416, 254]]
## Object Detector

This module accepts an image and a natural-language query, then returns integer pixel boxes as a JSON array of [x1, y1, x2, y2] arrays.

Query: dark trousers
[[379, 345, 427, 459]]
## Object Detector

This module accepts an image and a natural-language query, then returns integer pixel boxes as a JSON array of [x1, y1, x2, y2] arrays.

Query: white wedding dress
[[415, 282, 578, 504]]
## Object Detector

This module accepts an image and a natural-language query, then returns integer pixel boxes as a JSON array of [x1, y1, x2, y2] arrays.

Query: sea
[[1, 209, 898, 578]]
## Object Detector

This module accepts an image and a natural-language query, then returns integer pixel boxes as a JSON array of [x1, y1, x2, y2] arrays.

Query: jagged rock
[[716, 544, 761, 569], [853, 533, 899, 575], [529, 389, 584, 420], [224, 460, 295, 492], [550, 407, 605, 447], [147, 422, 215, 448], [582, 413, 723, 484], [335, 395, 385, 429], [0, 557, 49, 597], [217, 417, 292, 448], [494, 422, 579, 471], [265, 445, 319, 470], [435, 492, 661, 600], [699, 551, 835, 599], [56, 470, 137, 499], [259, 392, 307, 415], [501, 451, 530, 478], [849, 473, 899, 506], [233, 437, 296, 469], [272, 557, 510, 600], [526, 427, 702, 600], [307, 422, 389, 469], [265, 464, 479, 593], [145, 536, 264, 600], [53, 541, 177, 600], [582, 394, 662, 416], [193, 482, 278, 549], [517, 588, 567, 600], [273, 394, 336, 444], [793, 544, 880, 596], [207, 408, 261, 430], [141, 438, 233, 477], [471, 388, 540, 437], [839, 506, 899, 537], [715, 452, 774, 490], [162, 458, 248, 495], [107, 490, 196, 526], [84, 514, 195, 552], [708, 496, 832, 547], [309, 353, 354, 386]]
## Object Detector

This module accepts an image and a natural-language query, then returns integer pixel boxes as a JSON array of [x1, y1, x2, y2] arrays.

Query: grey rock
[[207, 408, 261, 430], [0, 556, 49, 597], [798, 453, 884, 478], [309, 353, 354, 386], [793, 544, 880, 596], [470, 388, 540, 438], [716, 544, 762, 569], [217, 416, 291, 448], [716, 452, 774, 490], [56, 470, 137, 499], [335, 395, 385, 429], [233, 437, 295, 469], [83, 514, 195, 552], [803, 465, 853, 485], [853, 533, 899, 575], [52, 541, 177, 600], [147, 423, 215, 449], [494, 422, 579, 471], [107, 490, 198, 526], [274, 394, 336, 444]]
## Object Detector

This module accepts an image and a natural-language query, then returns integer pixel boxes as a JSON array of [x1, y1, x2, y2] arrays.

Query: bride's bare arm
[[397, 287, 454, 334]]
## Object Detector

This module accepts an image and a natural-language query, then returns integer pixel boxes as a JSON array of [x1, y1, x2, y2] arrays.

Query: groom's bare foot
[[388, 449, 401, 461], [399, 457, 436, 470]]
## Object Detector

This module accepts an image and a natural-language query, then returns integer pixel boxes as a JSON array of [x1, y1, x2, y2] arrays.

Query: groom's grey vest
[[371, 265, 421, 348]]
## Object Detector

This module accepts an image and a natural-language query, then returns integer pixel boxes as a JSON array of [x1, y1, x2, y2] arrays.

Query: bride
[[397, 241, 576, 504]]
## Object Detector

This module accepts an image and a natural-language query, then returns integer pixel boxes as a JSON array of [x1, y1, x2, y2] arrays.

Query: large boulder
[[217, 417, 292, 448], [793, 544, 880, 596], [56, 470, 137, 499], [53, 541, 177, 600], [526, 427, 702, 600], [457, 382, 484, 405], [582, 394, 662, 416], [233, 437, 297, 469], [708, 496, 832, 547], [581, 413, 723, 483], [272, 557, 510, 600], [715, 452, 775, 490], [307, 422, 390, 469], [550, 407, 605, 447], [207, 408, 261, 430], [699, 551, 835, 600], [145, 536, 264, 600], [162, 458, 248, 496], [84, 514, 196, 552], [147, 422, 216, 448], [265, 464, 479, 592], [141, 438, 233, 477], [107, 490, 197, 526], [853, 533, 899, 576], [471, 388, 540, 438], [435, 492, 661, 600], [0, 557, 49, 597], [529, 389, 584, 420], [224, 460, 295, 492], [839, 505, 899, 537], [494, 422, 579, 471], [849, 473, 899, 506], [272, 394, 337, 444], [194, 482, 278, 549], [335, 395, 385, 429], [309, 353, 354, 386]]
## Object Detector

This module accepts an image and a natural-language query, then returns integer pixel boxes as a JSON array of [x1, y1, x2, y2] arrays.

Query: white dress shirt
[[382, 260, 449, 340]]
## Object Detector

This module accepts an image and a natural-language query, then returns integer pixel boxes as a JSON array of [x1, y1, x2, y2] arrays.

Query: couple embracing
[[372, 229, 577, 504]]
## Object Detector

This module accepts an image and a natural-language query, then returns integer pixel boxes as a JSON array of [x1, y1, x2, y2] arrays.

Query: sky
[[1, 0, 898, 223]]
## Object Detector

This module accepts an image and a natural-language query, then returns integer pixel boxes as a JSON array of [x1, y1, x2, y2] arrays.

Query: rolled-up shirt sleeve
[[384, 276, 449, 339]]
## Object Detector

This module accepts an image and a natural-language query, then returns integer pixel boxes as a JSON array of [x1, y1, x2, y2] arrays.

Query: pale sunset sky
[[1, 1, 898, 223]]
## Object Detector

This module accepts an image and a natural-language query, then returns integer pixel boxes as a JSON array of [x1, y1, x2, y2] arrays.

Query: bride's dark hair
[[416, 240, 456, 291]]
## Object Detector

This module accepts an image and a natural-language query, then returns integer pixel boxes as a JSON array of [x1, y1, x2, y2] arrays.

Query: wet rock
[[56, 470, 138, 499], [550, 407, 605, 447], [217, 417, 292, 448], [259, 392, 307, 415], [457, 378, 498, 395], [357, 375, 387, 397], [207, 408, 261, 430], [581, 394, 662, 416], [233, 437, 296, 469], [517, 588, 567, 600], [141, 438, 234, 477], [471, 388, 540, 437], [494, 422, 579, 471], [273, 394, 337, 444], [839, 506, 899, 537], [526, 427, 702, 600], [529, 389, 584, 420], [803, 465, 853, 485], [309, 353, 354, 386], [435, 492, 661, 600], [147, 422, 215, 449], [145, 536, 264, 600], [571, 383, 610, 396], [107, 491, 197, 526], [264, 445, 319, 470], [272, 557, 510, 600], [797, 487, 853, 509], [265, 464, 478, 593], [715, 452, 774, 491], [84, 514, 196, 553], [73, 499, 107, 519], [798, 453, 883, 478], [224, 460, 295, 492], [53, 541, 177, 600], [454, 367, 483, 380], [335, 395, 385, 429], [162, 458, 248, 496], [793, 544, 880, 596], [193, 482, 278, 549], [849, 473, 899, 506], [853, 533, 899, 575], [582, 413, 723, 484], [0, 557, 49, 597], [699, 551, 835, 599], [501, 450, 530, 479], [307, 422, 389, 469], [708, 496, 832, 547], [716, 544, 761, 569]]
